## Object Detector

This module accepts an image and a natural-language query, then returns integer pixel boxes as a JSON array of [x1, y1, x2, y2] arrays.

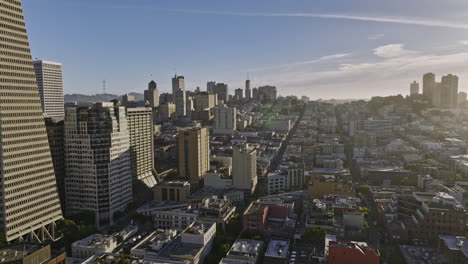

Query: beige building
[[0, 0, 63, 242], [126, 107, 158, 188], [308, 175, 354, 199], [178, 127, 210, 183], [213, 106, 237, 135], [154, 181, 191, 202], [194, 92, 217, 110], [232, 145, 257, 193]]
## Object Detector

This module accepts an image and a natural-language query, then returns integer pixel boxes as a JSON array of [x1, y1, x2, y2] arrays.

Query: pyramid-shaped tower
[[0, 0, 63, 242]]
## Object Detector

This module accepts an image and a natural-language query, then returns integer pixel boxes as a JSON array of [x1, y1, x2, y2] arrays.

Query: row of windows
[[4, 154, 53, 169], [3, 160, 52, 175], [2, 0, 23, 13], [0, 16, 26, 29], [0, 29, 26, 40], [0, 36, 28, 46], [0, 22, 26, 34], [7, 206, 61, 232], [2, 124, 43, 132], [5, 179, 55, 207], [2, 132, 46, 141], [1, 71, 36, 79], [0, 52, 32, 61], [0, 63, 32, 72], [6, 184, 57, 211], [2, 118, 47, 125], [0, 79, 36, 85], [5, 172, 55, 191]]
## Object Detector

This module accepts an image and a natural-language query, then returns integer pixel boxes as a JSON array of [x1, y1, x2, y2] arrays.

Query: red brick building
[[326, 235, 379, 264]]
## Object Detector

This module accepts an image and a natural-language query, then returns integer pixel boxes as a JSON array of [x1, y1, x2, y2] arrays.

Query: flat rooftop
[[229, 239, 263, 256], [265, 239, 289, 259]]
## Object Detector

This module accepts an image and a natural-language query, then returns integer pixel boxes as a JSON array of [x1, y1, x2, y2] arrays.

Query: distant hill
[[65, 92, 144, 103]]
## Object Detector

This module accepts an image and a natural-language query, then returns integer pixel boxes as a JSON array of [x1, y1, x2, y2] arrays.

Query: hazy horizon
[[23, 0, 468, 99]]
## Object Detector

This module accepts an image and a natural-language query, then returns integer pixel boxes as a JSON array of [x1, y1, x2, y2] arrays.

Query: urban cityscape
[[1, 0, 468, 264]]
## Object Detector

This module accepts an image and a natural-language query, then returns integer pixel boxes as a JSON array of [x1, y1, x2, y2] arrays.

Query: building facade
[[65, 103, 132, 227], [0, 0, 63, 242], [144, 80, 160, 108], [33, 60, 64, 118], [213, 106, 237, 135], [232, 145, 257, 193], [126, 107, 157, 188], [177, 127, 210, 183]]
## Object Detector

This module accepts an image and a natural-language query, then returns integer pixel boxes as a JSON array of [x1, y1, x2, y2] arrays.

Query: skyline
[[23, 0, 468, 99]]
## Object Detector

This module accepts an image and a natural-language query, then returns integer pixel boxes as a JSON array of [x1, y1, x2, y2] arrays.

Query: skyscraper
[[144, 80, 160, 108], [172, 75, 186, 117], [410, 81, 419, 95], [213, 106, 237, 135], [214, 83, 228, 103], [207, 81, 216, 93], [33, 60, 65, 118], [232, 145, 257, 194], [0, 0, 63, 242], [234, 88, 243, 101], [126, 107, 157, 188], [177, 127, 210, 183], [423, 72, 435, 100], [440, 74, 458, 109], [245, 79, 251, 100], [65, 103, 132, 227]]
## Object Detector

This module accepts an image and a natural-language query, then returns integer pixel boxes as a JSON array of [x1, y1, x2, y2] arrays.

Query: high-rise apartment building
[[45, 117, 66, 214], [207, 81, 216, 93], [177, 127, 210, 183], [172, 75, 186, 117], [159, 103, 176, 122], [144, 80, 159, 108], [423, 72, 435, 100], [65, 103, 132, 227], [440, 74, 458, 109], [213, 106, 237, 135], [33, 60, 65, 118], [0, 0, 63, 242], [426, 73, 459, 109], [126, 107, 157, 188], [214, 83, 228, 103], [258, 85, 277, 102], [245, 79, 251, 100], [410, 81, 419, 95], [232, 145, 257, 193], [194, 92, 217, 110], [234, 88, 243, 101]]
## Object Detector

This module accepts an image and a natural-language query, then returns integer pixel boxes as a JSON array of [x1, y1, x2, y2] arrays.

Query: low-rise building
[[72, 234, 118, 259], [264, 239, 290, 264], [221, 239, 265, 264], [154, 181, 191, 202], [326, 235, 380, 264], [438, 235, 468, 263]]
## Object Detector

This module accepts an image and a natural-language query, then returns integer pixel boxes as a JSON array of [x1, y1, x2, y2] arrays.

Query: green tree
[[299, 227, 327, 248]]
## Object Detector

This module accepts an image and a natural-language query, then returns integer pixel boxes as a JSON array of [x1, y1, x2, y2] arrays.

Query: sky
[[22, 0, 468, 99]]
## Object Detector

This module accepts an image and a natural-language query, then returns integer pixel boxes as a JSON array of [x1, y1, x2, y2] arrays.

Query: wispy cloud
[[251, 48, 468, 99], [249, 53, 351, 72], [373, 44, 414, 58], [142, 8, 468, 30], [368, 33, 385, 40]]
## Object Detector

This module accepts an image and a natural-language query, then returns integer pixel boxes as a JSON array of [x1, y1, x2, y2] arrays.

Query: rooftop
[[228, 239, 264, 257], [265, 239, 289, 259], [439, 235, 468, 258]]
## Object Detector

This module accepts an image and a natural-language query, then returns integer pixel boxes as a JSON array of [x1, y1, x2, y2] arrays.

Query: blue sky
[[23, 0, 468, 99]]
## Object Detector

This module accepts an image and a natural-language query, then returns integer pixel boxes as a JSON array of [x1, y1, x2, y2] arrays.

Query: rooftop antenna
[[247, 72, 250, 80], [102, 80, 106, 94]]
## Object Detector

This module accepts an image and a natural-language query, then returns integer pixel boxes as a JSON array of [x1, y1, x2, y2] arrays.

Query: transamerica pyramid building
[[0, 0, 63, 242]]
